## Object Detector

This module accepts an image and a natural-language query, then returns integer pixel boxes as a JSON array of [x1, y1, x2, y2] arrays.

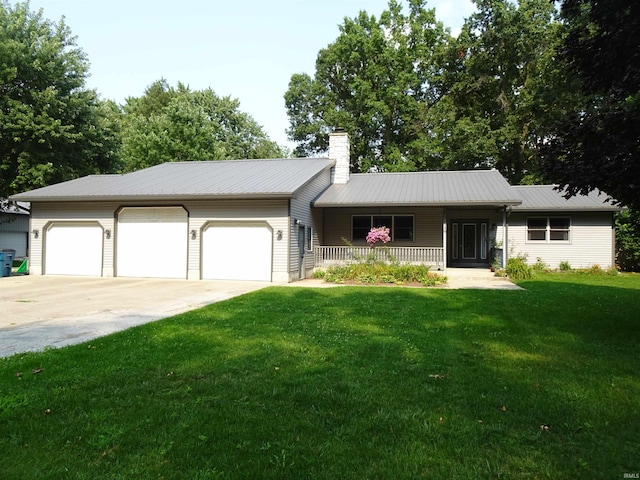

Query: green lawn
[[1, 274, 639, 479]]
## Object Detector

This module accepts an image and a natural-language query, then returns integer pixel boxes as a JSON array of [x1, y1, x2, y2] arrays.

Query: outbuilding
[[0, 201, 30, 258]]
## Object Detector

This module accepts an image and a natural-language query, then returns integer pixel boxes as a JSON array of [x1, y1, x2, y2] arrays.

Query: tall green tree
[[0, 1, 120, 198], [284, 0, 449, 172], [432, 0, 566, 183], [541, 0, 640, 209], [615, 210, 640, 272], [120, 80, 286, 172]]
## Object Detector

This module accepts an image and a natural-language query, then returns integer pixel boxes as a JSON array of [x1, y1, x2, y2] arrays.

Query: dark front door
[[450, 220, 489, 267]]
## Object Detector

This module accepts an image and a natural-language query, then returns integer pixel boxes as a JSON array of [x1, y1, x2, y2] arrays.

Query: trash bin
[[0, 252, 8, 277], [1, 249, 16, 277]]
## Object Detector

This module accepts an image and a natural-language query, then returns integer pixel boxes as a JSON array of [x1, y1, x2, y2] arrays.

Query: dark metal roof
[[313, 170, 522, 207], [10, 158, 334, 202], [511, 185, 620, 211]]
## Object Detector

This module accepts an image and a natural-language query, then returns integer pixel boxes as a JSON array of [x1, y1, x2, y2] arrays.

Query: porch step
[[443, 268, 521, 290]]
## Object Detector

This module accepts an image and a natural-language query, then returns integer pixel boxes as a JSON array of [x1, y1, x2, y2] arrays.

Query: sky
[[18, 0, 476, 150]]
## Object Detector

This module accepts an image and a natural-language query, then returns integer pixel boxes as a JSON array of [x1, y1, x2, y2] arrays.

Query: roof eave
[[11, 193, 296, 202], [512, 206, 622, 212], [313, 200, 523, 208]]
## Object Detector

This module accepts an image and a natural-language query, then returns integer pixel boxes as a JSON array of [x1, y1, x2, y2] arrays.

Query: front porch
[[313, 205, 511, 272]]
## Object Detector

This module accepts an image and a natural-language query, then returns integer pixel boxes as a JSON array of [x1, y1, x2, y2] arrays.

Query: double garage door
[[44, 208, 272, 281]]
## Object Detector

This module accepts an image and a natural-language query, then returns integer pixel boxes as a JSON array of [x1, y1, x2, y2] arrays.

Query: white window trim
[[526, 216, 571, 244]]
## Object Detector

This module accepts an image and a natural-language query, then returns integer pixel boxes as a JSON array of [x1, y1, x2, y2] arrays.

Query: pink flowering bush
[[366, 226, 391, 246]]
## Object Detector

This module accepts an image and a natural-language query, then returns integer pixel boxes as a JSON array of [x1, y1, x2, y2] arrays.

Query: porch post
[[442, 208, 447, 271], [502, 206, 508, 269]]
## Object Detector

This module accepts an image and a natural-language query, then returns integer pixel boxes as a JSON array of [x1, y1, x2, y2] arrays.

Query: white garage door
[[202, 224, 272, 281], [45, 224, 103, 276], [0, 232, 28, 257], [117, 207, 188, 279]]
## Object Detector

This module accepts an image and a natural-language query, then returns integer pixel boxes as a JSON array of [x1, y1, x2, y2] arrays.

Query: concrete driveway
[[0, 276, 270, 358]]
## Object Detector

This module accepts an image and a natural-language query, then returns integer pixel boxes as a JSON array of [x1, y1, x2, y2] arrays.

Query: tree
[[615, 209, 640, 272], [0, 2, 120, 198], [431, 0, 566, 183], [541, 0, 640, 209], [284, 0, 449, 172], [120, 80, 286, 172]]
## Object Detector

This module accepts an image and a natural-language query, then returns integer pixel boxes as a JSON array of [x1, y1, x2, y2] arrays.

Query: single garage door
[[117, 207, 188, 279], [45, 223, 103, 276], [202, 224, 272, 281]]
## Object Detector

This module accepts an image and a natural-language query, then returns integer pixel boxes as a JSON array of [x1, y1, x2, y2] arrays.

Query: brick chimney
[[329, 128, 350, 184]]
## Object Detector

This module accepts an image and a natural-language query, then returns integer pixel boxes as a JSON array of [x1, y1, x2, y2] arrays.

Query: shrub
[[575, 264, 619, 276], [506, 255, 534, 280], [312, 269, 326, 279], [559, 260, 571, 271], [493, 268, 507, 277], [366, 226, 391, 246], [319, 263, 446, 286], [533, 257, 550, 272]]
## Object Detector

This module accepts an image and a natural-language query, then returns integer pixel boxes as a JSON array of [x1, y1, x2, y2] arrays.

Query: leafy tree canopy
[[120, 79, 287, 172], [0, 1, 120, 198], [433, 0, 566, 183], [542, 0, 640, 208], [285, 0, 449, 173]]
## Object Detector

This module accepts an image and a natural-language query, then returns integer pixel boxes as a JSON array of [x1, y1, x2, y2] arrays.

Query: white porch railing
[[314, 246, 445, 270]]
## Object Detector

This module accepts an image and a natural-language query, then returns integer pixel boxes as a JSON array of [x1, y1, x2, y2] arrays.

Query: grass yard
[[1, 274, 639, 479]]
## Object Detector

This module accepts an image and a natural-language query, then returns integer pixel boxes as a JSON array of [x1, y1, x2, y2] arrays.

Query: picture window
[[351, 215, 414, 242]]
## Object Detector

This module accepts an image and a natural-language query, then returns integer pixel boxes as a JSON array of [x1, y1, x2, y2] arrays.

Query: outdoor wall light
[[276, 230, 283, 240], [32, 229, 39, 239], [190, 229, 197, 240], [104, 229, 111, 239]]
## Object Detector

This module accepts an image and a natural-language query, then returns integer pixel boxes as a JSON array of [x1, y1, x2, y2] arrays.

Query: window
[[549, 218, 570, 241], [352, 216, 371, 241], [394, 216, 414, 241], [305, 226, 313, 251], [527, 218, 547, 241], [527, 217, 570, 242], [351, 215, 414, 242]]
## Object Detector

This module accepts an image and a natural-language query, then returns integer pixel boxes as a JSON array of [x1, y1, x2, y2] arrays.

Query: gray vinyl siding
[[290, 169, 332, 279], [322, 207, 444, 247], [497, 212, 614, 269], [0, 213, 29, 232], [0, 213, 30, 257]]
